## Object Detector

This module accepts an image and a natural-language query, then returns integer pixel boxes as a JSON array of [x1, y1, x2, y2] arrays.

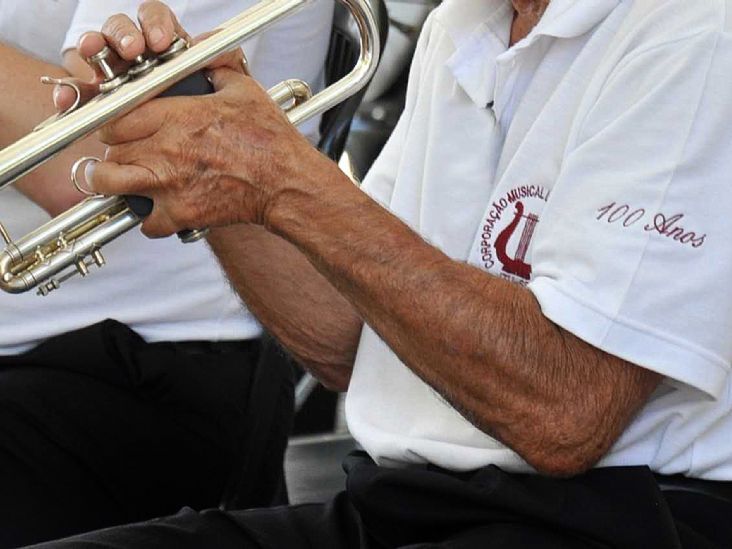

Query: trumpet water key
[[0, 0, 380, 295]]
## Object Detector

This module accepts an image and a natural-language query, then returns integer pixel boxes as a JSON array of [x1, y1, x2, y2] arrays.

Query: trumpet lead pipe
[[0, 0, 310, 190]]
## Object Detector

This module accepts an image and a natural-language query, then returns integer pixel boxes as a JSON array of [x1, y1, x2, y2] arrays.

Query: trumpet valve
[[88, 46, 129, 93], [35, 249, 106, 296], [158, 36, 188, 62], [128, 55, 158, 78]]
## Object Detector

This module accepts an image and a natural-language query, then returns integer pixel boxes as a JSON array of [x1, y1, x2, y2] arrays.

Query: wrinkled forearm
[[0, 43, 102, 215], [265, 173, 662, 476], [207, 224, 362, 391]]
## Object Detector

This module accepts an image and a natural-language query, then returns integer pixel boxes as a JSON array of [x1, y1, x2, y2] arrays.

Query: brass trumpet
[[0, 0, 380, 295]]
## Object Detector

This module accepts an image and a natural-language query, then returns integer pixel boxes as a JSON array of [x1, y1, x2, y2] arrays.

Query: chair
[[318, 0, 390, 161]]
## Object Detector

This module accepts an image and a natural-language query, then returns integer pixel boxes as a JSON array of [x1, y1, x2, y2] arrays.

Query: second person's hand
[[53, 0, 246, 113]]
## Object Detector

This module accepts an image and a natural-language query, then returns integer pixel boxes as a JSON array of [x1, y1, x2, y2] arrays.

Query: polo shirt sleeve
[[528, 31, 732, 398], [360, 12, 434, 207]]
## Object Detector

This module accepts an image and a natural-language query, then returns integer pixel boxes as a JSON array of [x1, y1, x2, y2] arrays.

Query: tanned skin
[[0, 43, 105, 215], [511, 0, 551, 45], [70, 0, 662, 476]]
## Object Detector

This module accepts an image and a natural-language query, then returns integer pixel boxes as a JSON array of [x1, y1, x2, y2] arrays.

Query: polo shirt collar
[[445, 0, 621, 108], [531, 0, 621, 41], [444, 1, 512, 108]]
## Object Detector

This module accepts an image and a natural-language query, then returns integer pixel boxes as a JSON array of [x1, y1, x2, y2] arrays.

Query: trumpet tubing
[[0, 0, 380, 295]]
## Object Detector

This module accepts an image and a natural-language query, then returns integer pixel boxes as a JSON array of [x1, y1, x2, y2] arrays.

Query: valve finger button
[[98, 74, 130, 93], [128, 54, 158, 78], [158, 36, 188, 62], [86, 46, 116, 79], [88, 46, 129, 93]]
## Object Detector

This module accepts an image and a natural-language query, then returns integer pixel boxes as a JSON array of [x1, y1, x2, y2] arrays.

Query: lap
[[24, 508, 264, 549], [24, 500, 596, 549], [28, 452, 732, 549], [0, 320, 292, 548]]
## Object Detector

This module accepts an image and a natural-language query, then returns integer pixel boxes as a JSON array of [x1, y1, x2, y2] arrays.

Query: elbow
[[297, 356, 353, 392], [527, 446, 604, 478], [313, 364, 351, 392], [517, 419, 613, 478]]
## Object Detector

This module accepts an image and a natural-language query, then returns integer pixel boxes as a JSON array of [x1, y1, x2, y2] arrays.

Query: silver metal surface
[[0, 223, 10, 246], [177, 228, 210, 243], [269, 79, 313, 110], [157, 36, 189, 62], [36, 77, 82, 125], [295, 373, 321, 412], [0, 0, 381, 294], [287, 0, 380, 126], [0, 195, 136, 294], [127, 55, 159, 78], [0, 0, 312, 189]]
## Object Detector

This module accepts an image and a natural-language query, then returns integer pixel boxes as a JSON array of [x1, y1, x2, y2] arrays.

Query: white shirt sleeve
[[528, 31, 732, 399]]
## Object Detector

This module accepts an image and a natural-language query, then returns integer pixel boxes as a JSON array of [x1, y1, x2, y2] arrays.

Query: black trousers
[[0, 320, 294, 548], [26, 451, 732, 549]]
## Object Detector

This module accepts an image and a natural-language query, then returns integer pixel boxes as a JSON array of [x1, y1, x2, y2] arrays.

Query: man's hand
[[42, 0, 364, 393], [90, 67, 332, 237], [61, 0, 333, 237], [54, 0, 190, 113], [55, 0, 250, 113]]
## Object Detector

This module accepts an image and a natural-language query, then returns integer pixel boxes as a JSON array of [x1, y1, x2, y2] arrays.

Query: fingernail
[[149, 27, 164, 45], [120, 35, 136, 50], [85, 162, 96, 190]]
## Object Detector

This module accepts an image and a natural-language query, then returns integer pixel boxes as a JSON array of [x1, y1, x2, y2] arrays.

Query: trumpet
[[0, 0, 380, 295]]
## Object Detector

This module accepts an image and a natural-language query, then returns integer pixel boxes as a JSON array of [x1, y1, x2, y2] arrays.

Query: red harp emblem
[[494, 201, 539, 281]]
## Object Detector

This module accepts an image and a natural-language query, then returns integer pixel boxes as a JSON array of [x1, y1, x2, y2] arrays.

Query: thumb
[[88, 160, 158, 197]]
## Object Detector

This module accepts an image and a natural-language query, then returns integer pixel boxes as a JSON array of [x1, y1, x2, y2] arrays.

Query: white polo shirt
[[347, 0, 732, 480], [0, 0, 332, 353]]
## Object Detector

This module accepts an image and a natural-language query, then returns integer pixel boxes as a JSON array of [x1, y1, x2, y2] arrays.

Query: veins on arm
[[268, 173, 662, 476], [207, 224, 363, 391]]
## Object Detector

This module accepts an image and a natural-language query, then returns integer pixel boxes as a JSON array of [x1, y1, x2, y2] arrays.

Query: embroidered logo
[[478, 185, 550, 285]]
